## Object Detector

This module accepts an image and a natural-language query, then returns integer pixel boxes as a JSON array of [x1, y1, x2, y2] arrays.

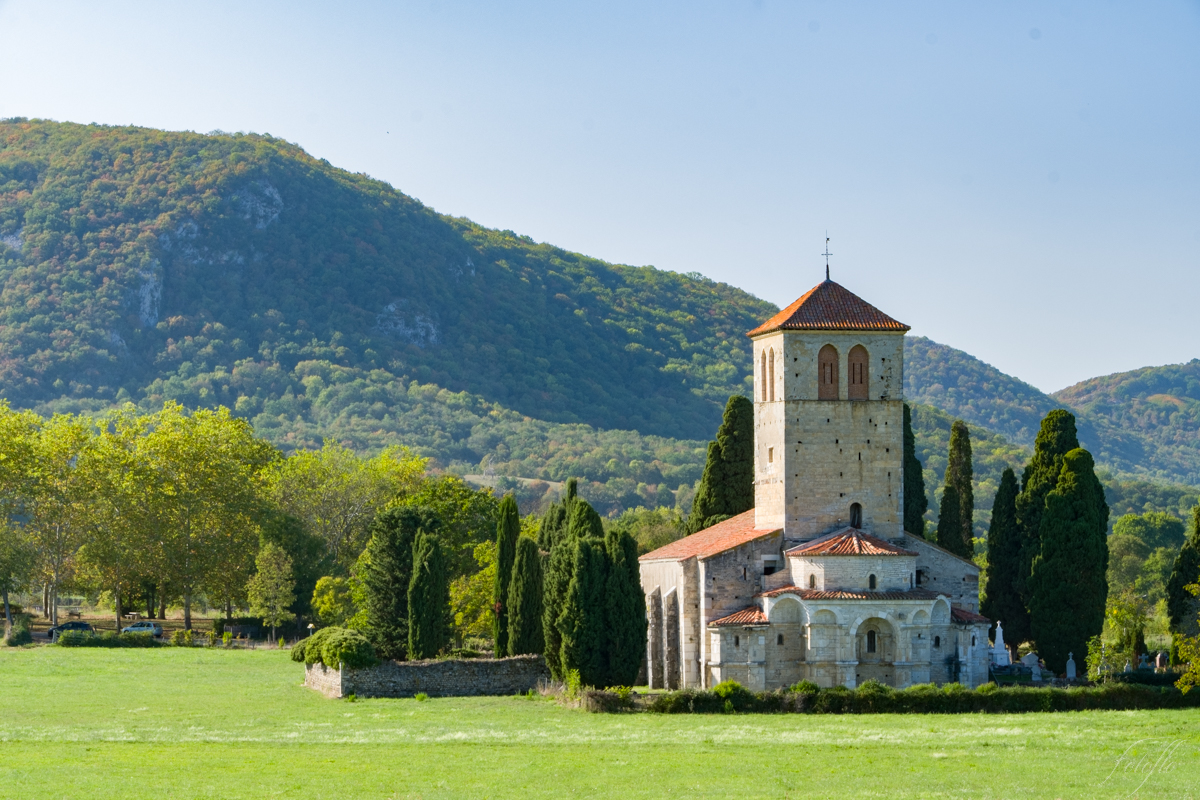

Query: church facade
[[639, 278, 990, 691]]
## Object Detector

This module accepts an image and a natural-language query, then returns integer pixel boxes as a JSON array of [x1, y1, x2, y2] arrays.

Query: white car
[[121, 621, 163, 636]]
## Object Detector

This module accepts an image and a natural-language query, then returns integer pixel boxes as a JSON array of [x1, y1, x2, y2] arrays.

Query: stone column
[[664, 587, 680, 690], [647, 588, 664, 689]]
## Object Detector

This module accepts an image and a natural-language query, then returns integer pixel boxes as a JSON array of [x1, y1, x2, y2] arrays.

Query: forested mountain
[[0, 119, 769, 444], [0, 119, 1195, 520]]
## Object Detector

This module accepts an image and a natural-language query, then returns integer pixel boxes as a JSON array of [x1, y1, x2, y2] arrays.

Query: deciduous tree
[[247, 542, 296, 641]]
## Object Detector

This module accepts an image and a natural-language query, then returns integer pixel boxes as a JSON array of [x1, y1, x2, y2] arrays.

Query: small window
[[868, 574, 877, 590], [808, 574, 816, 589], [915, 570, 924, 586], [934, 636, 941, 649], [768, 447, 774, 463], [850, 503, 862, 528], [972, 635, 977, 647], [866, 630, 877, 653], [742, 566, 747, 580], [734, 635, 740, 648], [763, 560, 778, 576], [777, 634, 784, 645], [768, 348, 775, 402], [760, 351, 768, 402]]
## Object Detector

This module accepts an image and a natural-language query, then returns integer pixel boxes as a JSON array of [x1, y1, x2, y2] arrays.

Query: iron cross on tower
[[823, 233, 832, 280]]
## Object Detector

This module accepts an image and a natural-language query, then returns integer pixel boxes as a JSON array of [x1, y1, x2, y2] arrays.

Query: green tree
[[408, 530, 450, 660], [903, 404, 929, 537], [980, 468, 1026, 650], [450, 541, 497, 641], [558, 538, 608, 687], [686, 395, 753, 533], [507, 536, 544, 656], [492, 494, 519, 655], [935, 420, 974, 558], [1028, 448, 1109, 674], [258, 511, 327, 619], [604, 527, 646, 685], [1113, 511, 1186, 551], [357, 506, 433, 659], [311, 576, 355, 627], [247, 542, 297, 641], [267, 440, 426, 569], [1016, 410, 1080, 605], [399, 475, 499, 580], [1167, 505, 1200, 634], [0, 524, 35, 633]]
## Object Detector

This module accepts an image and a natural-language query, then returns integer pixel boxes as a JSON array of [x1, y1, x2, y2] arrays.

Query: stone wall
[[304, 655, 549, 699], [900, 532, 981, 612]]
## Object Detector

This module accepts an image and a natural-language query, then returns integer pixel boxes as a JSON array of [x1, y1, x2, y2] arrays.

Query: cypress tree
[[507, 536, 544, 656], [1016, 410, 1080, 603], [541, 536, 574, 680], [359, 506, 435, 659], [1167, 504, 1200, 634], [1028, 448, 1109, 675], [407, 530, 450, 660], [558, 538, 609, 687], [604, 527, 647, 686], [980, 468, 1028, 650], [935, 420, 974, 559], [686, 395, 753, 533], [492, 494, 519, 655], [902, 404, 928, 537]]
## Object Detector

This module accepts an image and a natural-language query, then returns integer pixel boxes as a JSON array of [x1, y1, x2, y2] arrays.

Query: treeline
[[0, 400, 504, 634]]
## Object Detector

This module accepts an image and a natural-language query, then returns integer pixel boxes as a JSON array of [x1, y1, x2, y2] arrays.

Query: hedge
[[611, 679, 1200, 714], [56, 631, 162, 648], [291, 627, 377, 670]]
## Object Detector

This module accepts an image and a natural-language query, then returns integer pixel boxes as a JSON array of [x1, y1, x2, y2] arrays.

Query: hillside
[[0, 119, 771, 443]]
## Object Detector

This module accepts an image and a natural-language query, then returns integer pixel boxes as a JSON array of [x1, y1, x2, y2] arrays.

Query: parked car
[[47, 621, 95, 641], [121, 621, 163, 637]]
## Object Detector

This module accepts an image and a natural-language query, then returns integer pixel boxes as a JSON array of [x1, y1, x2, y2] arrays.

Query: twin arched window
[[817, 344, 869, 399]]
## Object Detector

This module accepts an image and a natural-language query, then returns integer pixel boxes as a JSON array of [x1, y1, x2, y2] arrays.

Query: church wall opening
[[817, 344, 839, 400], [855, 617, 897, 687], [848, 344, 868, 400]]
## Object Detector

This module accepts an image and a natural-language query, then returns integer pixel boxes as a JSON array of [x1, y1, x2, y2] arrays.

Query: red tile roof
[[709, 606, 769, 627], [785, 528, 918, 557], [639, 510, 780, 562], [952, 607, 991, 624], [747, 280, 910, 337], [757, 587, 942, 601]]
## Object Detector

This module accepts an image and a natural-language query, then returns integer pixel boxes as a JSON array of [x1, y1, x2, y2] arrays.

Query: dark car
[[47, 620, 95, 641]]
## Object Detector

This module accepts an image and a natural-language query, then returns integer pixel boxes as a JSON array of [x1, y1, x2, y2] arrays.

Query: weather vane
[[823, 233, 832, 280]]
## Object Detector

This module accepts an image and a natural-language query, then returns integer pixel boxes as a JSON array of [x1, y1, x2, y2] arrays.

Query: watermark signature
[[1101, 738, 1187, 797]]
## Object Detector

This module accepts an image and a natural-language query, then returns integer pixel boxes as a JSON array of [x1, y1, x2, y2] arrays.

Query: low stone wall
[[304, 655, 550, 698]]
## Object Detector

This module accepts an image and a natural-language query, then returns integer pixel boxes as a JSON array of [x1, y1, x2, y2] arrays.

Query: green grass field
[[1, 647, 1198, 799]]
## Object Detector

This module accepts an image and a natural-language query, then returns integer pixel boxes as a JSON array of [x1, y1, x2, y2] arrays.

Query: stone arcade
[[639, 278, 990, 691]]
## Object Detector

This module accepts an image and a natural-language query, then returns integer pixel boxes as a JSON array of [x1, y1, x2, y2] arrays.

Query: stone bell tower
[[746, 277, 910, 542]]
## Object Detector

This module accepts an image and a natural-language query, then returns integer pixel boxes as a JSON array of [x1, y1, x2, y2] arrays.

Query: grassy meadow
[[1, 646, 1198, 799]]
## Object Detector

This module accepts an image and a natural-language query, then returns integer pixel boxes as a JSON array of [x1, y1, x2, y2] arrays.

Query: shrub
[[789, 680, 820, 694], [415, 692, 429, 701], [290, 637, 310, 663], [170, 629, 196, 647], [223, 632, 232, 647], [3, 621, 33, 647], [57, 631, 161, 648], [712, 680, 755, 712], [297, 627, 378, 670]]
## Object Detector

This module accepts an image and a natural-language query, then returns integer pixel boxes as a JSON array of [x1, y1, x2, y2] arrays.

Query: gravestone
[[1021, 652, 1041, 681], [1065, 652, 1076, 680]]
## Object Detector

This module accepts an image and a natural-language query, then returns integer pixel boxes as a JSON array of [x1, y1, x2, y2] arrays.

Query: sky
[[0, 1, 1197, 393]]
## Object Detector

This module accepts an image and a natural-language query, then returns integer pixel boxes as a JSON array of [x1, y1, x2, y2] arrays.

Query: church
[[639, 276, 991, 691]]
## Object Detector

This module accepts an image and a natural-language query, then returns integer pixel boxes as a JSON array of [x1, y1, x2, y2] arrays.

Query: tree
[[541, 489, 600, 680], [247, 542, 296, 641], [450, 541, 497, 641], [311, 576, 355, 627], [408, 530, 450, 660], [0, 524, 35, 633], [398, 475, 500, 579], [935, 420, 974, 559], [686, 395, 753, 533], [980, 468, 1026, 651], [492, 494, 519, 655], [1016, 409, 1080, 604], [558, 538, 608, 686], [258, 511, 327, 619], [267, 440, 426, 569], [1113, 511, 1186, 551], [507, 536, 544, 656], [1167, 505, 1200, 634], [603, 527, 646, 685], [902, 404, 928, 537], [358, 506, 433, 659], [1028, 448, 1109, 674]]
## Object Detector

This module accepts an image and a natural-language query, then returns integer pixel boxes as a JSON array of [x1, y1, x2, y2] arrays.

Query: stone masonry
[[304, 655, 550, 699]]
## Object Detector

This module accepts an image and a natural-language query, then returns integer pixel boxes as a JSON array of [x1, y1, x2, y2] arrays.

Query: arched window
[[808, 574, 816, 589], [972, 635, 977, 647], [734, 635, 740, 648], [848, 344, 868, 400], [777, 634, 784, 645], [850, 503, 863, 529], [934, 636, 941, 649], [818, 344, 838, 400], [768, 348, 775, 402], [760, 350, 767, 401], [868, 573, 877, 590], [866, 630, 877, 653]]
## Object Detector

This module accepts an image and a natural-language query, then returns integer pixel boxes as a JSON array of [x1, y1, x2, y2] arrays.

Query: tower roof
[[784, 528, 918, 557], [747, 279, 910, 337]]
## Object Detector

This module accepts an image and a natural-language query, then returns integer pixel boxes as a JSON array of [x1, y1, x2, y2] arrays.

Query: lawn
[[1, 647, 1197, 799]]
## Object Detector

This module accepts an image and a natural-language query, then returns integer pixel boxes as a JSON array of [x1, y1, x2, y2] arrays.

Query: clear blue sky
[[1, 1, 1197, 393]]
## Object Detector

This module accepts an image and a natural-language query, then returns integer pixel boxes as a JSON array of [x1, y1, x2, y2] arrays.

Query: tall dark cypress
[[902, 404, 928, 537], [493, 494, 520, 655], [558, 538, 609, 687], [1016, 410, 1080, 603], [540, 487, 598, 680], [407, 530, 451, 660], [359, 507, 435, 660], [686, 395, 753, 533], [507, 536, 544, 656], [604, 527, 647, 686], [980, 468, 1027, 650], [936, 420, 974, 559], [1028, 448, 1109, 674], [1167, 504, 1200, 634]]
